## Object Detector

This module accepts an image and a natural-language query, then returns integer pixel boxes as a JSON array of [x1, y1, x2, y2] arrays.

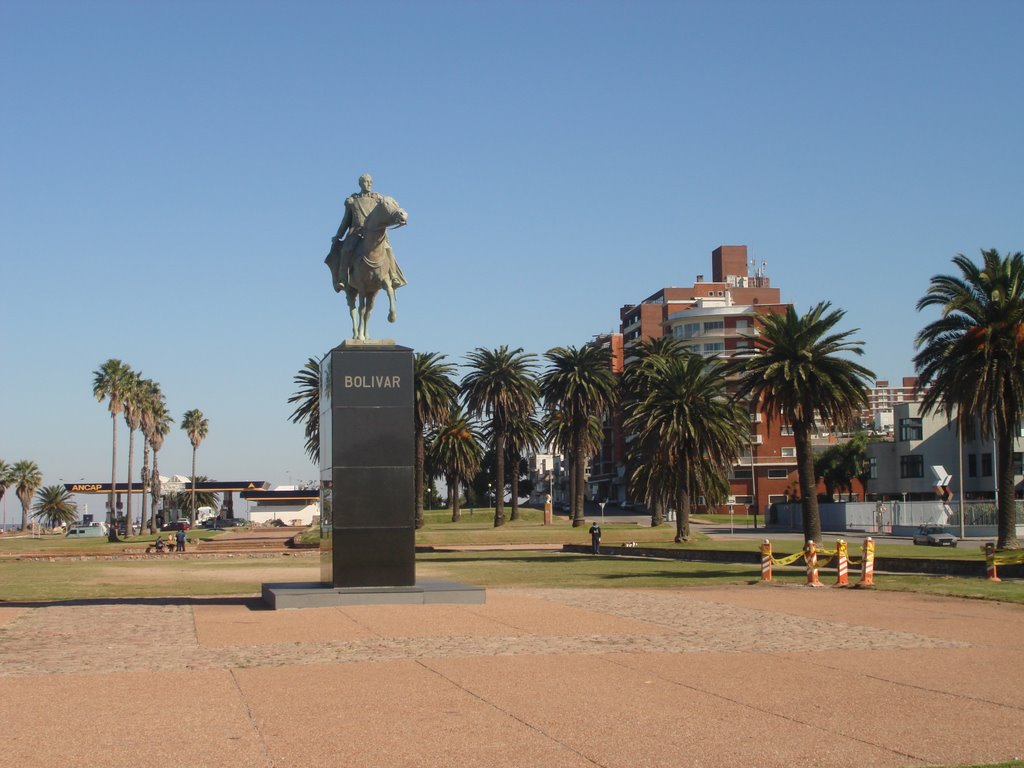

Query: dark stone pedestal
[[320, 342, 415, 587], [261, 341, 486, 609]]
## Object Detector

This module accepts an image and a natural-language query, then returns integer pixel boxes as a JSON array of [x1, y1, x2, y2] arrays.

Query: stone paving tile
[[0, 589, 963, 679]]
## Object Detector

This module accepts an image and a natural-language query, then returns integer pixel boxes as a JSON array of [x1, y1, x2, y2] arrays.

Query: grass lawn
[[1, 548, 1021, 604], [0, 527, 230, 554]]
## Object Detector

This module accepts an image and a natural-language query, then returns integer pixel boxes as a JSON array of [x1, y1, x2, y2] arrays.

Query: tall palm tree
[[462, 346, 539, 527], [621, 336, 689, 526], [539, 344, 619, 527], [148, 403, 173, 533], [32, 485, 78, 529], [915, 249, 1024, 549], [624, 352, 748, 541], [0, 460, 12, 526], [427, 409, 484, 522], [93, 358, 132, 541], [727, 302, 874, 543], [288, 357, 322, 465], [413, 352, 459, 529], [140, 380, 169, 533], [121, 370, 144, 536], [502, 413, 544, 521], [181, 409, 209, 525], [11, 460, 43, 531]]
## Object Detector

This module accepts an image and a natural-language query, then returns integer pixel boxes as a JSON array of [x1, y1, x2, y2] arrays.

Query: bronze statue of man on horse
[[325, 173, 408, 340]]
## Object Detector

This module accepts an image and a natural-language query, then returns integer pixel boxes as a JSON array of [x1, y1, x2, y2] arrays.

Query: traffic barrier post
[[804, 540, 823, 587], [835, 539, 849, 587], [857, 537, 875, 587], [760, 539, 772, 582]]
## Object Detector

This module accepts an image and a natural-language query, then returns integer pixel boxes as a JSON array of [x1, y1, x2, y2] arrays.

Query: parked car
[[202, 517, 246, 529], [621, 501, 635, 510], [160, 520, 191, 532], [912, 524, 958, 547]]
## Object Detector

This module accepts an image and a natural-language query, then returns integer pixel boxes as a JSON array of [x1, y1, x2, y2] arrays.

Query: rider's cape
[[325, 239, 346, 293]]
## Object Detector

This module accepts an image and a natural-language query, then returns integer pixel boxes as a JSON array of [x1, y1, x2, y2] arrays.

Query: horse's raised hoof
[[388, 310, 396, 323]]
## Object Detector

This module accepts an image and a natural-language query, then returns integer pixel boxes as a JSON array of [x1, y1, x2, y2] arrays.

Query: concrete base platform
[[261, 580, 486, 609]]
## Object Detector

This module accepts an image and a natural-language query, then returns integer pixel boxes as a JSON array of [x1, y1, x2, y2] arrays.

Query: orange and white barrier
[[857, 537, 875, 587], [835, 539, 849, 587], [760, 539, 772, 582], [804, 540, 823, 587]]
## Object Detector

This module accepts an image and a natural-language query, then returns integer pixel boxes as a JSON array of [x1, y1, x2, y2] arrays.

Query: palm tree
[[539, 345, 618, 527], [624, 352, 748, 541], [413, 352, 459, 528], [621, 336, 689, 526], [93, 358, 132, 541], [11, 460, 43, 531], [427, 409, 483, 522], [121, 370, 145, 536], [727, 302, 874, 543], [288, 357, 321, 465], [544, 409, 603, 519], [502, 413, 544, 521], [140, 380, 170, 533], [0, 460, 12, 526], [32, 485, 78, 529], [915, 249, 1024, 549], [181, 409, 209, 525], [168, 479, 219, 521], [148, 403, 173, 533], [462, 346, 539, 527]]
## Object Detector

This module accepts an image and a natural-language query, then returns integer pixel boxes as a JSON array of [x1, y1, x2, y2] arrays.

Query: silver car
[[912, 524, 958, 547]]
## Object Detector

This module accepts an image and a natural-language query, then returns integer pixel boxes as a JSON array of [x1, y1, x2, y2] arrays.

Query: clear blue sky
[[1, 0, 1021, 519]]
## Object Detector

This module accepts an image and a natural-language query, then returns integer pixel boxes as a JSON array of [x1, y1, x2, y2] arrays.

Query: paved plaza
[[1, 585, 1021, 767]]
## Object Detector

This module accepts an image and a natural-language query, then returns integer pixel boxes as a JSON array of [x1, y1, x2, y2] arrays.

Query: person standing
[[589, 521, 602, 554], [175, 528, 186, 553]]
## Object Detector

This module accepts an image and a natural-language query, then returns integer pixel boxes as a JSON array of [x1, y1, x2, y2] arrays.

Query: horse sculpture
[[326, 195, 408, 340]]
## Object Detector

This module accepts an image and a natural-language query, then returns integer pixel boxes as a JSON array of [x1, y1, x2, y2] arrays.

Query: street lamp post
[[599, 500, 606, 525]]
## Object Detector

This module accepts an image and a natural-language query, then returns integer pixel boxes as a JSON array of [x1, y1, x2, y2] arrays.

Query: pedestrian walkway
[[0, 586, 1021, 767]]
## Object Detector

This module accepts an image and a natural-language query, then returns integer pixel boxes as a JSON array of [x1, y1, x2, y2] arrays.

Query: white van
[[66, 525, 107, 538]]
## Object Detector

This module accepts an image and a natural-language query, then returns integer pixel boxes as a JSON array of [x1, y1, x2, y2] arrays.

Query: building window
[[780, 425, 794, 436], [768, 468, 788, 479], [900, 455, 924, 478], [968, 454, 977, 478], [702, 342, 724, 355], [767, 494, 787, 505], [703, 320, 724, 333], [1015, 452, 1023, 476], [898, 417, 923, 441], [732, 468, 752, 479], [982, 453, 993, 477], [868, 456, 877, 480], [683, 322, 700, 338], [733, 495, 753, 505], [781, 447, 796, 458]]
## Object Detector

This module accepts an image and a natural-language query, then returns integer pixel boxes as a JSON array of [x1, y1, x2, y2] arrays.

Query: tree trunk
[[650, 496, 664, 527], [108, 413, 119, 542], [19, 492, 30, 531], [150, 456, 161, 534], [141, 443, 150, 534], [997, 423, 1020, 549], [190, 447, 198, 526], [125, 427, 135, 537], [675, 485, 691, 543], [450, 474, 461, 522], [493, 427, 506, 527], [794, 419, 821, 543], [414, 426, 425, 529], [572, 432, 586, 527]]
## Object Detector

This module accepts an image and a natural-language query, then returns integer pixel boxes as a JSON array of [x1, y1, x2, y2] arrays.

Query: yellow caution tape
[[992, 550, 1024, 566], [771, 551, 805, 567]]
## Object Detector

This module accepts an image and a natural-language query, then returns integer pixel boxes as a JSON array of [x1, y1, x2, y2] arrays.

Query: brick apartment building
[[588, 245, 808, 515]]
